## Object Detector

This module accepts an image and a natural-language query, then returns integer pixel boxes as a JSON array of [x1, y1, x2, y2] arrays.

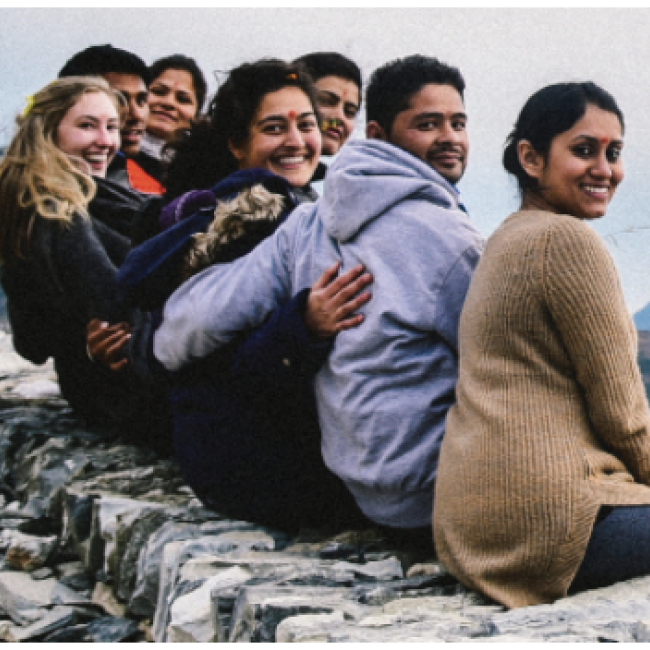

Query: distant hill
[[635, 302, 650, 331]]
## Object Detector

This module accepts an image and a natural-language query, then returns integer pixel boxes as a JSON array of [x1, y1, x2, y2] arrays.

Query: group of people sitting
[[1, 42, 650, 610]]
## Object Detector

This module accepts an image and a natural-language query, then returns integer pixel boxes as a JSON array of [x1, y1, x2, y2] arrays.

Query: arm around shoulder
[[154, 215, 299, 371]]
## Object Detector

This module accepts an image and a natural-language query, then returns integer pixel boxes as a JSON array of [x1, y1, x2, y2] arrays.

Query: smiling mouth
[[431, 152, 461, 164], [275, 155, 310, 167], [84, 154, 109, 170], [325, 128, 343, 140], [582, 184, 611, 200], [152, 111, 176, 122]]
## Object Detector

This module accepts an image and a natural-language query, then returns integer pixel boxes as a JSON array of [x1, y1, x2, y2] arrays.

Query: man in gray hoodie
[[154, 55, 485, 534]]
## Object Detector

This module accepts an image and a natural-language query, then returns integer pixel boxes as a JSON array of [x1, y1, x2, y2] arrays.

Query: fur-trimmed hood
[[183, 184, 286, 279], [117, 168, 298, 311]]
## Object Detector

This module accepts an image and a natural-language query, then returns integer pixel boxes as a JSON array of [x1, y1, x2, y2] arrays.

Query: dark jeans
[[569, 505, 650, 593], [171, 375, 370, 534]]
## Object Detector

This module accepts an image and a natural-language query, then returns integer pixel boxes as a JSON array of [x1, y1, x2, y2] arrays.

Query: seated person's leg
[[570, 506, 650, 593]]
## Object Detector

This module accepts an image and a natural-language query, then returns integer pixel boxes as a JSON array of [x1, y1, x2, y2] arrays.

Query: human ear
[[366, 121, 387, 141], [517, 140, 544, 180], [228, 138, 245, 162]]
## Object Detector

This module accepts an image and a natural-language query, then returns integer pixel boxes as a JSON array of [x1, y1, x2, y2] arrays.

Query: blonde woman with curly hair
[[0, 77, 169, 447]]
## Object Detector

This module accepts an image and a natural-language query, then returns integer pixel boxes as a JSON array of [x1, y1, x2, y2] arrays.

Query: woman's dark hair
[[149, 54, 208, 112], [294, 51, 362, 101], [503, 82, 625, 193], [163, 58, 319, 203]]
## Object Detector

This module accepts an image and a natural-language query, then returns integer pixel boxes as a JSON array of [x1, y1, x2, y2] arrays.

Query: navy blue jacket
[[118, 168, 345, 527]]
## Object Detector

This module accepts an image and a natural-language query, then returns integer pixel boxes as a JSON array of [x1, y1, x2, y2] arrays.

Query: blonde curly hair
[[0, 76, 125, 262]]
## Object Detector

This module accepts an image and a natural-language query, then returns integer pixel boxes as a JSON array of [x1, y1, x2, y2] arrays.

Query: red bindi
[[288, 110, 296, 119], [600, 137, 609, 145]]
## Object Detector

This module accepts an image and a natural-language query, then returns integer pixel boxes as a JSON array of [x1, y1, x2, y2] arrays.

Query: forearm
[[154, 227, 294, 371]]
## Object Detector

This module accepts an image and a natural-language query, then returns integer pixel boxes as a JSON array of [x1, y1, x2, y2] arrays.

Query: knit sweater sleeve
[[542, 216, 650, 485]]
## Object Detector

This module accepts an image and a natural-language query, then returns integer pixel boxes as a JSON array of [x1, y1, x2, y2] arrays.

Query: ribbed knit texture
[[433, 210, 650, 609]]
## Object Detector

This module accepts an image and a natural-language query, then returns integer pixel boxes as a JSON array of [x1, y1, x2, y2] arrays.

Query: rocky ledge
[[0, 331, 650, 642]]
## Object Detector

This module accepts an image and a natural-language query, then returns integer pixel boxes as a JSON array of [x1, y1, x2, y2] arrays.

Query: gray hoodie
[[155, 139, 485, 528]]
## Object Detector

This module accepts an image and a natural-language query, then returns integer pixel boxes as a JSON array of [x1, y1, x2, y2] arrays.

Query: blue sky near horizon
[[2, 8, 650, 313]]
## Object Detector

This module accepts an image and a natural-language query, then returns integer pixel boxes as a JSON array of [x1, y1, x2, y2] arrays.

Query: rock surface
[[2, 330, 650, 641]]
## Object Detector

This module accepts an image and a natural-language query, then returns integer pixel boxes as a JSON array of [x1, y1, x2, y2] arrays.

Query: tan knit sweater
[[433, 210, 650, 609]]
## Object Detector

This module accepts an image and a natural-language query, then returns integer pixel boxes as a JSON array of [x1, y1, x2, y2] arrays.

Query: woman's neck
[[520, 190, 555, 214]]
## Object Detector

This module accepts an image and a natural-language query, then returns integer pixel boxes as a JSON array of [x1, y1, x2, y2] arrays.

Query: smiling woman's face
[[55, 91, 120, 178], [314, 75, 360, 156], [523, 105, 624, 220], [229, 86, 321, 188], [146, 68, 198, 141]]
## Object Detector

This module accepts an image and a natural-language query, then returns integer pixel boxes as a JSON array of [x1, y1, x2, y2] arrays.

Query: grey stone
[[41, 623, 90, 642], [0, 570, 58, 624], [318, 541, 358, 560], [328, 557, 403, 582], [58, 570, 94, 594], [1, 530, 58, 571], [275, 611, 347, 642], [114, 507, 174, 602], [31, 567, 54, 580], [128, 518, 260, 618], [55, 560, 87, 578], [4, 605, 79, 642], [167, 568, 252, 643], [229, 584, 376, 642], [51, 580, 95, 607], [85, 615, 140, 643], [89, 495, 165, 577], [43, 624, 90, 643], [154, 533, 272, 642], [12, 379, 60, 400]]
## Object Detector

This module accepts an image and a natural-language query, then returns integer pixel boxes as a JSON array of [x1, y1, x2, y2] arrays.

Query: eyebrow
[[571, 134, 624, 145], [257, 111, 315, 126], [76, 115, 118, 123], [319, 89, 360, 110], [411, 111, 468, 123]]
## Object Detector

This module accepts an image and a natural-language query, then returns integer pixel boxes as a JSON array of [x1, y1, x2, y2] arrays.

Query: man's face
[[102, 72, 149, 157], [384, 83, 468, 184]]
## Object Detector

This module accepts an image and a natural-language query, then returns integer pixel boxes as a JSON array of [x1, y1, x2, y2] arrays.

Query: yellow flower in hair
[[23, 94, 35, 118]]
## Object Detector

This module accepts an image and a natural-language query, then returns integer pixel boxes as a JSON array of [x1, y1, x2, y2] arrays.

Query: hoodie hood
[[320, 139, 463, 243]]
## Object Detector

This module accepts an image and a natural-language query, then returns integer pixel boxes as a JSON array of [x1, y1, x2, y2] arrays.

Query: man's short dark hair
[[58, 44, 150, 85], [294, 52, 362, 98], [366, 55, 465, 136]]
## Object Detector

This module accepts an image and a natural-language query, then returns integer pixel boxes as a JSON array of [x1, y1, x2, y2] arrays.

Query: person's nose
[[591, 150, 613, 179], [130, 99, 148, 123], [285, 122, 305, 148], [438, 121, 463, 145], [96, 126, 114, 147]]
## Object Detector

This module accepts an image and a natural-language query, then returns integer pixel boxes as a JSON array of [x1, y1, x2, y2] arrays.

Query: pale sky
[[2, 7, 650, 312]]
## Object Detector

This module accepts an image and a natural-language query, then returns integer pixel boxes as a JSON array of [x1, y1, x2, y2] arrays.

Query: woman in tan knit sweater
[[433, 82, 650, 608]]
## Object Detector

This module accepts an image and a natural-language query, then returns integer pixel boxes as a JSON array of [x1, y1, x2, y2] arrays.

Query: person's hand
[[86, 319, 131, 372], [304, 262, 372, 339]]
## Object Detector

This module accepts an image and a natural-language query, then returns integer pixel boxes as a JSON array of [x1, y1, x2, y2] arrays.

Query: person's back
[[309, 139, 481, 527]]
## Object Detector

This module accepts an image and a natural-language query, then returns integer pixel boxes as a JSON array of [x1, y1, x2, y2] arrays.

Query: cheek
[[179, 102, 198, 121], [613, 164, 624, 185], [305, 131, 322, 153]]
